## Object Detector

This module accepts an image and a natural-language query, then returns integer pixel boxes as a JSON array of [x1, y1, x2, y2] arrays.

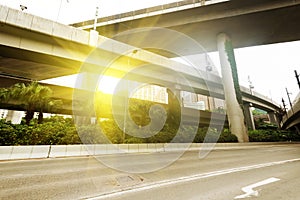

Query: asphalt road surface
[[1, 143, 300, 200]]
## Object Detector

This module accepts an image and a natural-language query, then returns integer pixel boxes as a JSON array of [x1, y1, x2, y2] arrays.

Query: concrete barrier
[[94, 144, 107, 155], [164, 143, 177, 151], [2, 142, 296, 161], [79, 145, 89, 156], [10, 146, 33, 159], [190, 143, 201, 150], [30, 145, 50, 159], [106, 144, 121, 154], [128, 144, 139, 153], [118, 144, 129, 153], [83, 144, 96, 156], [155, 143, 165, 152], [138, 144, 148, 153], [49, 145, 67, 158], [65, 145, 82, 157], [0, 146, 13, 160], [177, 143, 190, 151], [147, 143, 157, 152]]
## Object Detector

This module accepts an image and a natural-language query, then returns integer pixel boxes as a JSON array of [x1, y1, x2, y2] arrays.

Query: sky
[[1, 0, 299, 107]]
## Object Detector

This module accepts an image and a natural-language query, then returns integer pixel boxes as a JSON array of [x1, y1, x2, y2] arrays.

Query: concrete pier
[[217, 33, 249, 142]]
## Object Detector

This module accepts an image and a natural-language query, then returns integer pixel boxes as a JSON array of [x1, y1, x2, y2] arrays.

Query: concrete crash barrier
[[1, 142, 296, 161], [106, 144, 122, 154], [0, 146, 13, 160], [49, 145, 91, 158], [138, 144, 148, 153], [155, 143, 165, 152], [190, 143, 201, 150], [10, 146, 33, 159], [94, 144, 107, 155], [128, 144, 139, 153], [164, 143, 191, 152], [30, 145, 50, 159], [0, 146, 50, 160], [147, 143, 157, 152], [118, 144, 129, 153], [164, 143, 178, 152], [49, 145, 67, 158], [83, 144, 96, 156], [65, 145, 83, 157]]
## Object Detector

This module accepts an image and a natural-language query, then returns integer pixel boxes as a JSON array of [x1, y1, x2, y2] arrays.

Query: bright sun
[[40, 74, 121, 94], [97, 76, 120, 94]]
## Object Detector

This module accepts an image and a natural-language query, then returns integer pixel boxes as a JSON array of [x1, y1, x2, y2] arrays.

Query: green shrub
[[193, 128, 237, 143], [218, 128, 238, 142], [77, 125, 109, 144], [249, 129, 300, 142], [6, 114, 299, 145], [0, 119, 18, 145]]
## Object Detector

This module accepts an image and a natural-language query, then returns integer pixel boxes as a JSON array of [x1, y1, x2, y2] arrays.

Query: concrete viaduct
[[0, 2, 288, 140], [73, 0, 300, 137], [282, 93, 300, 132]]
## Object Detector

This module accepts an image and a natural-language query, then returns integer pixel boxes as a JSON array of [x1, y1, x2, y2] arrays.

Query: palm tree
[[0, 88, 10, 103], [37, 98, 63, 124], [8, 82, 62, 125]]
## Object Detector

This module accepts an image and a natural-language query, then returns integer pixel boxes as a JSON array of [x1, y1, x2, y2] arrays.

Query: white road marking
[[234, 177, 280, 199], [87, 158, 300, 200]]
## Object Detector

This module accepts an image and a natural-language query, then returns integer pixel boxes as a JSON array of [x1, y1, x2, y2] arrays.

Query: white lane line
[[234, 177, 280, 199], [87, 158, 300, 200]]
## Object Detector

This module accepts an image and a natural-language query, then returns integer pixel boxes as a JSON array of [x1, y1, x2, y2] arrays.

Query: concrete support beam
[[167, 87, 182, 107], [5, 110, 23, 124], [166, 87, 182, 132], [268, 111, 279, 127], [243, 103, 255, 130], [73, 72, 99, 125], [89, 30, 99, 47], [217, 33, 249, 142]]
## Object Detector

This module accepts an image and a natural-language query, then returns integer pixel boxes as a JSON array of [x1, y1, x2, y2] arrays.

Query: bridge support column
[[243, 103, 255, 130], [268, 111, 279, 127], [74, 72, 99, 125], [217, 33, 249, 142], [89, 30, 99, 47], [5, 110, 23, 124], [167, 88, 182, 107]]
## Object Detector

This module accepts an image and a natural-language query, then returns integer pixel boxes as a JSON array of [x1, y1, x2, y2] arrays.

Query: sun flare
[[97, 76, 121, 94]]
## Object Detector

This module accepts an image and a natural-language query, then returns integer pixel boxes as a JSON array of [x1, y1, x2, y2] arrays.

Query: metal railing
[[72, 0, 229, 29]]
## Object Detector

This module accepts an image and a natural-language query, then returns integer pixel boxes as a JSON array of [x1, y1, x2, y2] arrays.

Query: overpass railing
[[72, 0, 229, 29]]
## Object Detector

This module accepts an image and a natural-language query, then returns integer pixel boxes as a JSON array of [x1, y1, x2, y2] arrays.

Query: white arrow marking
[[234, 177, 280, 199]]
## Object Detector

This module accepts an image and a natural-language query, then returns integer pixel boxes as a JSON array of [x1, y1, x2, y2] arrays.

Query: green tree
[[0, 88, 10, 103], [6, 82, 62, 125]]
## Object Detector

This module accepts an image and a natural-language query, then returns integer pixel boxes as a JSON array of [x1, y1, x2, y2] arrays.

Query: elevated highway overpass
[[0, 5, 281, 133], [73, 0, 299, 132], [73, 0, 300, 56]]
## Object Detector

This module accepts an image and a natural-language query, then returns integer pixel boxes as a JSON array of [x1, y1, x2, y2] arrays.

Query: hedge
[[0, 117, 239, 145]]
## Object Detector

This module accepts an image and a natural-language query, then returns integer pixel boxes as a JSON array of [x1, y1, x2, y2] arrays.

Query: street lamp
[[282, 98, 287, 115], [295, 70, 300, 90], [93, 6, 99, 31], [20, 5, 27, 11], [248, 76, 254, 95]]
